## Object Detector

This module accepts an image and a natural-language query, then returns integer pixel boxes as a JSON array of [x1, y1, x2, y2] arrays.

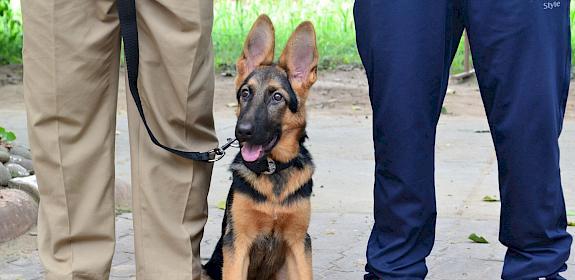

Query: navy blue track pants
[[354, 0, 572, 279]]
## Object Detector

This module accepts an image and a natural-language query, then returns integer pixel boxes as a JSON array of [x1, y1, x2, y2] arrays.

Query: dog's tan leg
[[222, 233, 254, 280], [283, 240, 312, 280]]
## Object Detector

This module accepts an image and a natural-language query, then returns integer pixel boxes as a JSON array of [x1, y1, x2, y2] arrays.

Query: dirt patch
[[1, 65, 574, 119]]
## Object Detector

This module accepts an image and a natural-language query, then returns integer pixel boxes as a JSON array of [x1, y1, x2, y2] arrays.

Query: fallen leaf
[[352, 106, 361, 111], [568, 221, 575, 227], [226, 103, 238, 108], [567, 210, 575, 217], [216, 200, 226, 210], [468, 233, 489, 244], [482, 195, 500, 202]]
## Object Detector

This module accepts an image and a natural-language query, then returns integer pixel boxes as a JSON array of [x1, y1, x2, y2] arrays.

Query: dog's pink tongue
[[241, 144, 263, 162]]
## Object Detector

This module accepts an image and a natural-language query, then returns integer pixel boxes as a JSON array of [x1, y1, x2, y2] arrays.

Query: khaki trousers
[[22, 0, 217, 279]]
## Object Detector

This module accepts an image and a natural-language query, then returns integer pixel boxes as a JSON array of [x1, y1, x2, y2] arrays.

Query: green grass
[[451, 37, 468, 74], [2, 0, 575, 74], [213, 0, 358, 71], [212, 0, 472, 73]]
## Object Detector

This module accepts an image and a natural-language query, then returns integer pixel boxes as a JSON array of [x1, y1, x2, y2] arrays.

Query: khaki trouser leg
[[126, 0, 217, 279], [22, 0, 120, 279]]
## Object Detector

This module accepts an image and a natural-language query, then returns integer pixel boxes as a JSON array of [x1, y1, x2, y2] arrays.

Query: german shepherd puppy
[[203, 14, 319, 280]]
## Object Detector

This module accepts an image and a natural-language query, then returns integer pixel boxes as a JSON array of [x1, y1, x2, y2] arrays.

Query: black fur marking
[[282, 179, 313, 206], [231, 151, 246, 166], [279, 75, 299, 113], [231, 170, 267, 203], [247, 234, 288, 279], [269, 171, 289, 197], [223, 230, 235, 250], [223, 190, 235, 250], [304, 233, 312, 253], [203, 189, 235, 280], [294, 145, 313, 169]]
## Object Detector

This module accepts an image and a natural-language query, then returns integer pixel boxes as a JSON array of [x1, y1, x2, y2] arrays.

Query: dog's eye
[[241, 89, 250, 99], [273, 92, 283, 102]]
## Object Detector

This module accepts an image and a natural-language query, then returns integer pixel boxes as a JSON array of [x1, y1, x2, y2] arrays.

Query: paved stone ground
[[1, 110, 575, 279]]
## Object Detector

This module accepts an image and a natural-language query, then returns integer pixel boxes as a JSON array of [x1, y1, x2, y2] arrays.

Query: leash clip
[[208, 138, 238, 162], [207, 148, 225, 162]]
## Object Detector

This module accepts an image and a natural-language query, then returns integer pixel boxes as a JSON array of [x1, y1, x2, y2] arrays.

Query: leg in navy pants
[[354, 0, 572, 279]]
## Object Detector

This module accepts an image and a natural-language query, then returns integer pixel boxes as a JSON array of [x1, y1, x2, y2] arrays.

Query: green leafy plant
[[0, 126, 16, 142], [0, 0, 22, 64]]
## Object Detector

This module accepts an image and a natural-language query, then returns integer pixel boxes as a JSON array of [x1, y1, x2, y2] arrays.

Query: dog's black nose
[[236, 122, 254, 140]]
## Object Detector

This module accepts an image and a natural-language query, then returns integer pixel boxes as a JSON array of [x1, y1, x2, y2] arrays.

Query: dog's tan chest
[[232, 193, 311, 238]]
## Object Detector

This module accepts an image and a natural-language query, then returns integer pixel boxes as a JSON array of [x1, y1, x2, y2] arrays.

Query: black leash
[[117, 0, 234, 162]]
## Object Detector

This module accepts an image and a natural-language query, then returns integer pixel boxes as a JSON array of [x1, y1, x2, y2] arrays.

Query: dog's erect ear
[[236, 14, 275, 84], [279, 21, 319, 92]]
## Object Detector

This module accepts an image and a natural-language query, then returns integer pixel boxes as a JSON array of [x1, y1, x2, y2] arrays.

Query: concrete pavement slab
[[0, 111, 574, 279]]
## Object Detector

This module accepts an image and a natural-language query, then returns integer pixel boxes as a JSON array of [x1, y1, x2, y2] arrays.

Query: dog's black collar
[[240, 136, 310, 175], [243, 156, 294, 175], [236, 134, 309, 175]]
